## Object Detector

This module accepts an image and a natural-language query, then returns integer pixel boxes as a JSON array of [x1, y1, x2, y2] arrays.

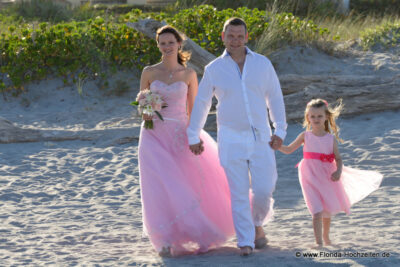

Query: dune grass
[[253, 2, 400, 55], [1, 1, 400, 93]]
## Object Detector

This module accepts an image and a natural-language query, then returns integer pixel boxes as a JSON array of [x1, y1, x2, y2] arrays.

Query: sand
[[0, 61, 399, 266]]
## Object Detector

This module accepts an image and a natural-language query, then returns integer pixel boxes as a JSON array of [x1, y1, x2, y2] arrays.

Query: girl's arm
[[331, 138, 343, 181], [278, 131, 305, 154], [186, 69, 198, 119]]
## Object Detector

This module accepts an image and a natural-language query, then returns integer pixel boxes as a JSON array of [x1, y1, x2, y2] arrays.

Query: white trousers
[[218, 128, 277, 248]]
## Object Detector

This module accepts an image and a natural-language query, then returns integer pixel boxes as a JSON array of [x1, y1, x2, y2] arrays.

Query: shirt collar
[[222, 46, 254, 58]]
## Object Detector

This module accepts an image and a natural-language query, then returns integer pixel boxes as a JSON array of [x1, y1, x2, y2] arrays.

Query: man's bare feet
[[254, 226, 268, 249], [158, 247, 172, 257], [255, 226, 265, 239], [239, 246, 253, 256]]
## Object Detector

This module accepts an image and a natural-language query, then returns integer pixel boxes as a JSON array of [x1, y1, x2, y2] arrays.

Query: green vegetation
[[1, 0, 400, 94], [0, 4, 328, 93], [360, 22, 400, 50], [0, 18, 159, 94]]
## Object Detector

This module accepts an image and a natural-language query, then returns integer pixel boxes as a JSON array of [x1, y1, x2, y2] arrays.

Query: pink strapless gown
[[298, 131, 383, 216], [138, 80, 235, 256]]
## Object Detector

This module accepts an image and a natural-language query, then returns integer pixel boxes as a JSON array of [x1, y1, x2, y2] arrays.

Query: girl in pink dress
[[137, 25, 235, 257], [278, 99, 382, 247]]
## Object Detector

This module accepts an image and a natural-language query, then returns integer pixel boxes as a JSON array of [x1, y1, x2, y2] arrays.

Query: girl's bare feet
[[310, 243, 324, 249], [322, 217, 331, 246], [312, 212, 323, 246], [323, 236, 332, 246]]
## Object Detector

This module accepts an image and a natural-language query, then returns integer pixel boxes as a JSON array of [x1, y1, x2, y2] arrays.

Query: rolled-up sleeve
[[265, 61, 287, 140], [187, 67, 214, 145]]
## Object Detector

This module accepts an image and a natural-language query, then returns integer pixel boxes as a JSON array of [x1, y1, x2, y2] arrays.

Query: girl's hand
[[269, 135, 283, 150], [331, 170, 341, 181], [142, 114, 153, 121]]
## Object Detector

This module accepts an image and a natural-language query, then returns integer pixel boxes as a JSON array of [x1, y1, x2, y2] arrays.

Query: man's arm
[[187, 67, 214, 154], [264, 60, 287, 142]]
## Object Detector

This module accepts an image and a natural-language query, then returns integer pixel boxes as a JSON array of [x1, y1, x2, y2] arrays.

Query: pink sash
[[296, 152, 335, 167], [303, 152, 335, 162]]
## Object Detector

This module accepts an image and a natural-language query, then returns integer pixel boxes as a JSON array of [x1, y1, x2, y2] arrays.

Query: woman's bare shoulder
[[143, 62, 162, 73], [184, 67, 197, 79]]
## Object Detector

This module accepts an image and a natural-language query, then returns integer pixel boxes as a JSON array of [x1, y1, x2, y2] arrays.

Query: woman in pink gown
[[279, 99, 382, 247], [137, 25, 235, 256]]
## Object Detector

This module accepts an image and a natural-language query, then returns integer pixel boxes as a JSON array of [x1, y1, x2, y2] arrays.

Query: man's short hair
[[223, 17, 247, 33]]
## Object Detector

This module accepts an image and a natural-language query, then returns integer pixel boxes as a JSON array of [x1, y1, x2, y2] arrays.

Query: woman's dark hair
[[156, 25, 191, 67]]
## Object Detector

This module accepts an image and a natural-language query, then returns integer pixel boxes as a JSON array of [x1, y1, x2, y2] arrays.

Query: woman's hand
[[142, 114, 153, 121]]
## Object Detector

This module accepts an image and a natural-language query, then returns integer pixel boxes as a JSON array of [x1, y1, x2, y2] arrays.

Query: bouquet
[[130, 89, 167, 129]]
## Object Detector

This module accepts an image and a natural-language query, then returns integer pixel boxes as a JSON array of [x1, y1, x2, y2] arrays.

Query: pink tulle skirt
[[299, 159, 383, 216], [138, 119, 235, 256]]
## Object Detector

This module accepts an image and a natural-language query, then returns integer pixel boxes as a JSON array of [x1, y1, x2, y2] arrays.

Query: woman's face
[[157, 33, 180, 58]]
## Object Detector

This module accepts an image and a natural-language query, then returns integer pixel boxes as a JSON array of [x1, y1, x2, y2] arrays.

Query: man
[[187, 17, 287, 256]]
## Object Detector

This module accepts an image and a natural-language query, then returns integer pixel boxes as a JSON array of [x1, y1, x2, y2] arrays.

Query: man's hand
[[189, 139, 204, 155], [269, 135, 283, 150]]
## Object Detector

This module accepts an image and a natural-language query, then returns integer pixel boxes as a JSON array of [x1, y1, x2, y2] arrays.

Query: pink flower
[[152, 103, 162, 111], [138, 99, 146, 106], [320, 154, 335, 162], [131, 89, 167, 129]]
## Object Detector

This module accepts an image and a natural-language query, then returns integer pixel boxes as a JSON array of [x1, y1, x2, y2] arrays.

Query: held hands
[[331, 170, 341, 181], [269, 135, 283, 150], [189, 139, 204, 155]]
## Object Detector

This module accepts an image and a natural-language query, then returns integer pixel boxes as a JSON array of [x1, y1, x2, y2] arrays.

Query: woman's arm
[[139, 67, 152, 121], [278, 131, 305, 154], [140, 66, 151, 91]]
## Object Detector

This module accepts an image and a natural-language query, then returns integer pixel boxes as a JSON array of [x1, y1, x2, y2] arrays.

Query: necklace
[[163, 65, 181, 79], [168, 68, 180, 79]]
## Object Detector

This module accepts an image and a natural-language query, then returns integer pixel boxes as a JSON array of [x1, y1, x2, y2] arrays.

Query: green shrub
[[360, 22, 400, 50], [0, 16, 159, 92], [124, 5, 328, 55], [0, 5, 329, 93], [175, 0, 339, 17], [174, 0, 268, 10]]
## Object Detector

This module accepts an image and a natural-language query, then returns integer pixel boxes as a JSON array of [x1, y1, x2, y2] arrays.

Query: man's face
[[221, 25, 248, 54]]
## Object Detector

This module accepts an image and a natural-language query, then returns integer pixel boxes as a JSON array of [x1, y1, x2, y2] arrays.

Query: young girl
[[279, 99, 383, 247]]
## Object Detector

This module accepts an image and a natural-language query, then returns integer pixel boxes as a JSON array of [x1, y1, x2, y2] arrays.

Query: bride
[[138, 25, 235, 257]]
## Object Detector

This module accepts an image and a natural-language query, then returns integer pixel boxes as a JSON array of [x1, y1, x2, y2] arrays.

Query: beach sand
[[0, 73, 399, 266]]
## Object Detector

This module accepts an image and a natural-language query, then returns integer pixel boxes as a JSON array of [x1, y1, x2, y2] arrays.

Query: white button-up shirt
[[187, 47, 287, 145]]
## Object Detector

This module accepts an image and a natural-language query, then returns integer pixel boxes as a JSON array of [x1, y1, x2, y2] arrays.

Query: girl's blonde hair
[[156, 25, 191, 67], [303, 98, 344, 143]]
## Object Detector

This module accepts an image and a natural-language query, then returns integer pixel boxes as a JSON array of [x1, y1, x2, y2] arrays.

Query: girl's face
[[157, 33, 180, 58], [307, 106, 327, 130]]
